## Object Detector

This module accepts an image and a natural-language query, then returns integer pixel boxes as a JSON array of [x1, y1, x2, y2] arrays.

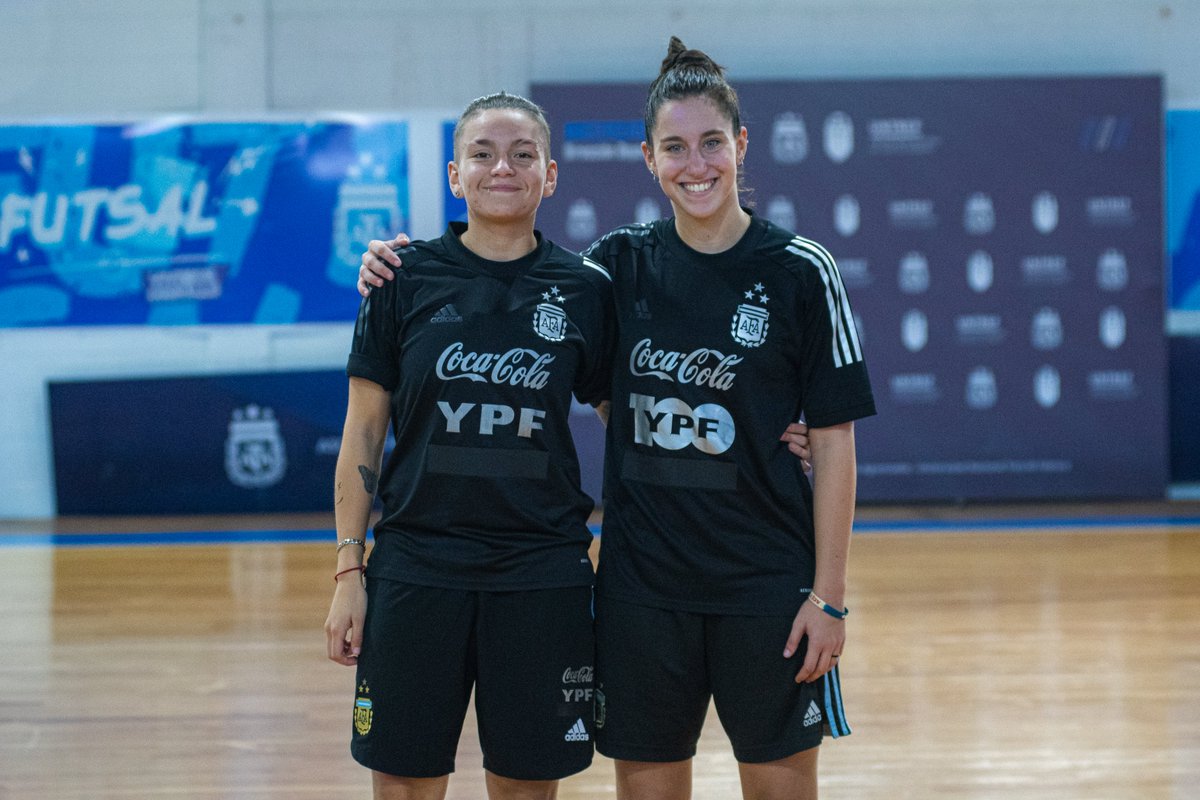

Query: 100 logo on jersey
[[627, 338, 738, 454], [629, 393, 734, 454]]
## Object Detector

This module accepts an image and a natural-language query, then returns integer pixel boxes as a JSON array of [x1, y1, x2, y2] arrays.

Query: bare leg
[[614, 758, 692, 800], [372, 771, 450, 800], [484, 772, 559, 800], [737, 747, 819, 800]]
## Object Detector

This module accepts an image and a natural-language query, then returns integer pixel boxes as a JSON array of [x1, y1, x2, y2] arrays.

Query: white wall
[[1, 0, 1198, 518]]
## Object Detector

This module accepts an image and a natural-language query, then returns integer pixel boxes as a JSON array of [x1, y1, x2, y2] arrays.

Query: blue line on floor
[[0, 517, 1197, 549], [852, 516, 1200, 532]]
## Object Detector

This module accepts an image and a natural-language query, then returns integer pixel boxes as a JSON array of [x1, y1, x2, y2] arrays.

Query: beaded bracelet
[[333, 565, 367, 583], [336, 537, 366, 553], [808, 591, 849, 620]]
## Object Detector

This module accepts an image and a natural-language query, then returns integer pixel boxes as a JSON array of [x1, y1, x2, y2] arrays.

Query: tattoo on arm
[[358, 465, 379, 495]]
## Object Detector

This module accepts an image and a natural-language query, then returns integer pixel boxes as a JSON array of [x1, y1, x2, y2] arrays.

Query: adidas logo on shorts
[[564, 718, 589, 742], [430, 304, 463, 323], [803, 700, 823, 728]]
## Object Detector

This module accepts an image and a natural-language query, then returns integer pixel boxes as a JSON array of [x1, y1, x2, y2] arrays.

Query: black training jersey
[[583, 213, 876, 615], [349, 222, 614, 591]]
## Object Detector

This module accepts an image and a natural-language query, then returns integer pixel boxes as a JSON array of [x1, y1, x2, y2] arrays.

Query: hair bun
[[659, 36, 724, 77]]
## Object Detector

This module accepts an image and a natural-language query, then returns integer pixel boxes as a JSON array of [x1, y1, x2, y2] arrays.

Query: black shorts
[[594, 595, 850, 764], [350, 579, 595, 781]]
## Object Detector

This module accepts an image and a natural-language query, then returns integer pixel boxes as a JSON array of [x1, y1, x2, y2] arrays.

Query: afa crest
[[534, 303, 567, 342], [224, 405, 286, 489], [354, 681, 373, 736], [731, 281, 770, 348], [533, 286, 568, 342], [330, 182, 403, 281]]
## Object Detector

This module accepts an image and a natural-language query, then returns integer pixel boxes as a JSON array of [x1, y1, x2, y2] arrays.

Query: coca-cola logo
[[562, 666, 593, 684], [629, 338, 742, 390], [435, 342, 554, 389]]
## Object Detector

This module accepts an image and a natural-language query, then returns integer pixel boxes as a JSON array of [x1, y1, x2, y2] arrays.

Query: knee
[[484, 773, 560, 800]]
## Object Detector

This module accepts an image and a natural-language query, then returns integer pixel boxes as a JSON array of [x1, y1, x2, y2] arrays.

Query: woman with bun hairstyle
[[579, 37, 875, 799]]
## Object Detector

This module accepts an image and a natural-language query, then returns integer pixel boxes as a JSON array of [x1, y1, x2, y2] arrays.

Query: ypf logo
[[629, 393, 735, 454]]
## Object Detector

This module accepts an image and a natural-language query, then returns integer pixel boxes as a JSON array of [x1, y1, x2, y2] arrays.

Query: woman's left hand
[[783, 600, 845, 683], [780, 422, 812, 472]]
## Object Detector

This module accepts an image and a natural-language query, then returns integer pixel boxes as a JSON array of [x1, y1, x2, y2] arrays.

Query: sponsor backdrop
[[48, 369, 605, 515], [533, 76, 1167, 502], [49, 370, 350, 514], [1167, 110, 1200, 485], [0, 119, 408, 327], [1169, 337, 1200, 485]]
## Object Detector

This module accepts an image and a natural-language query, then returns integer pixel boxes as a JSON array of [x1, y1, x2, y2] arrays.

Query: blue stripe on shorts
[[823, 664, 852, 738]]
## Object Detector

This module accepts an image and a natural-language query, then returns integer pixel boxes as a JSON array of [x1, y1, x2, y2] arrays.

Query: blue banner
[[0, 119, 408, 326], [443, 119, 468, 226], [49, 370, 352, 514], [1168, 110, 1200, 314]]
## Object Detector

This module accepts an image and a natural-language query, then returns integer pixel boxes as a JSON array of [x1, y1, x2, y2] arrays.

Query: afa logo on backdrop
[[224, 405, 287, 489]]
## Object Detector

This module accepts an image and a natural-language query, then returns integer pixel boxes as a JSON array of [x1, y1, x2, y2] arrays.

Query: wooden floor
[[1, 503, 1199, 799]]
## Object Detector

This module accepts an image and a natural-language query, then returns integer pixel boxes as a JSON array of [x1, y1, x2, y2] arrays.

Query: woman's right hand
[[358, 234, 410, 297], [324, 576, 368, 666]]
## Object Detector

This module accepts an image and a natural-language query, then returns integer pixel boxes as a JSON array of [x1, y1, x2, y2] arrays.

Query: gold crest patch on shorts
[[354, 681, 373, 736]]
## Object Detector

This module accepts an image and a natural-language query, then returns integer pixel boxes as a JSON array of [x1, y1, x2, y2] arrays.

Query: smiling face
[[449, 107, 558, 228], [643, 95, 747, 226]]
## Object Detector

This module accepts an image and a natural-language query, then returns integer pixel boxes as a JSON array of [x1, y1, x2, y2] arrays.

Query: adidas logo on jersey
[[634, 298, 652, 320], [803, 700, 823, 728], [431, 304, 463, 323], [564, 718, 589, 742]]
